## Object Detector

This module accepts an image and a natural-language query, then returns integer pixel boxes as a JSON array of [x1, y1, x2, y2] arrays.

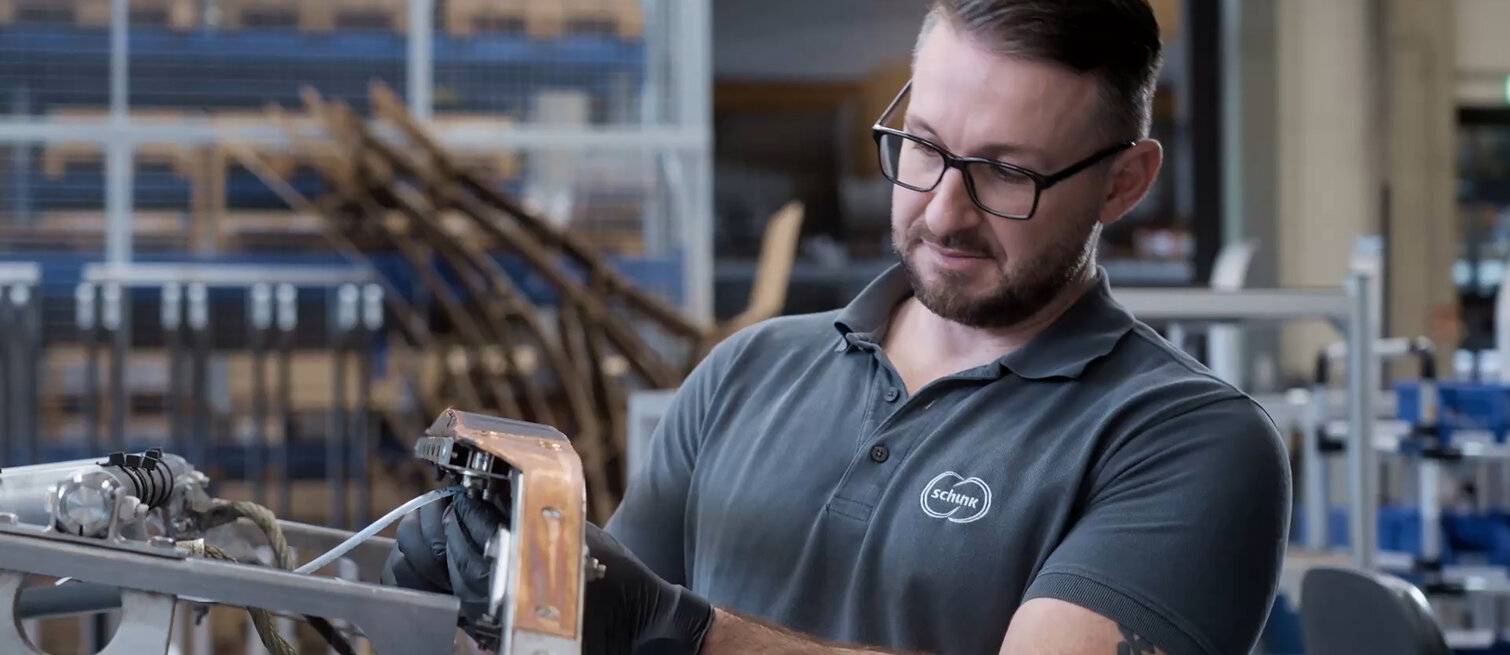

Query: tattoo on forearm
[[1116, 625, 1158, 655]]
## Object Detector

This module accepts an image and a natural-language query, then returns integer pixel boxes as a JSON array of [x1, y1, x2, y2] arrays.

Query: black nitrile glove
[[381, 488, 507, 641], [582, 523, 714, 655], [384, 492, 715, 655]]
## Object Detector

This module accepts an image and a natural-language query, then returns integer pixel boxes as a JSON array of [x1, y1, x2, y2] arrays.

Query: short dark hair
[[918, 0, 1163, 142]]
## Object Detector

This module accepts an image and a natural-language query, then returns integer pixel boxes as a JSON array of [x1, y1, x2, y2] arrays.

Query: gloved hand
[[581, 523, 714, 655], [381, 487, 506, 640], [383, 491, 715, 655]]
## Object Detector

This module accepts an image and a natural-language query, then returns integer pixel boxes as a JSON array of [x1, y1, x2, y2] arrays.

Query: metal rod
[[250, 283, 272, 506], [161, 283, 182, 459], [1345, 271, 1377, 569], [104, 0, 131, 268], [406, 0, 434, 121], [78, 284, 100, 458], [188, 283, 210, 478], [352, 284, 381, 528], [1303, 384, 1327, 551], [276, 284, 297, 519], [1420, 460, 1441, 562], [328, 285, 358, 529], [103, 283, 126, 453], [0, 295, 11, 465], [17, 285, 38, 466]]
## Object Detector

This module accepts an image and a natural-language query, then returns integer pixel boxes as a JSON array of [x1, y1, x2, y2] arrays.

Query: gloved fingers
[[450, 493, 506, 552], [384, 544, 448, 593], [443, 503, 497, 628], [443, 503, 498, 587], [393, 495, 453, 592]]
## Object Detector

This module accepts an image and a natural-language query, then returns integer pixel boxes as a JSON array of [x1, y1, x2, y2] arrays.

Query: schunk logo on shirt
[[919, 472, 992, 524]]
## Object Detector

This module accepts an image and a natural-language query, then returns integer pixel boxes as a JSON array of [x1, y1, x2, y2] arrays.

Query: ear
[[1097, 139, 1163, 226]]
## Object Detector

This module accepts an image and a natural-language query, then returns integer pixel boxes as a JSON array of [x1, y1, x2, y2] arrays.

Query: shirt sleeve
[[1022, 396, 1292, 655], [604, 334, 740, 586]]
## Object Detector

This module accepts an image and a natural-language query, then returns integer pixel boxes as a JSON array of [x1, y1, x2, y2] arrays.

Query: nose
[[921, 167, 984, 237]]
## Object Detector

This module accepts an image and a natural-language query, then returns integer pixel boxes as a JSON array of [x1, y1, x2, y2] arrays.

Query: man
[[385, 1, 1292, 654]]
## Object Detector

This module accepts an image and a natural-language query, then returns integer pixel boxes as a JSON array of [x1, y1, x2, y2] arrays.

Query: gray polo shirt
[[606, 265, 1291, 655]]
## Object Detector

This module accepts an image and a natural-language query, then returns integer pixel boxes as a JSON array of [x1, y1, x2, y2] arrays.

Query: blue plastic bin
[[1396, 381, 1510, 442]]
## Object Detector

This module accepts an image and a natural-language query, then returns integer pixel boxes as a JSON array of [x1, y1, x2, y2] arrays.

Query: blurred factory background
[[0, 0, 1508, 653]]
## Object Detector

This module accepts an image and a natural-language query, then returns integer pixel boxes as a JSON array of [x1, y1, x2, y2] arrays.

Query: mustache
[[907, 224, 995, 258]]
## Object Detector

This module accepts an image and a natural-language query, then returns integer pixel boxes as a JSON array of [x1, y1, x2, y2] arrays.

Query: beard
[[894, 211, 1100, 330]]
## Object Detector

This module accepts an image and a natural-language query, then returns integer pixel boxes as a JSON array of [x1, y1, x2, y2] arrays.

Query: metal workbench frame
[[1114, 272, 1380, 569], [0, 519, 461, 654]]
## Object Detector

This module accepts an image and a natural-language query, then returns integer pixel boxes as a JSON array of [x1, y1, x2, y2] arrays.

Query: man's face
[[891, 20, 1114, 329]]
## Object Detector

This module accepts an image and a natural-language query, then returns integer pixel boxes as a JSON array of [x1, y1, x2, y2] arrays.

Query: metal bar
[[406, 0, 434, 121], [15, 582, 122, 620], [250, 284, 272, 505], [1346, 271, 1377, 569], [0, 296, 11, 466], [1114, 287, 1352, 321], [84, 263, 371, 288], [351, 285, 381, 528], [109, 0, 127, 118], [187, 283, 210, 475], [1303, 386, 1328, 551], [105, 0, 133, 269], [0, 264, 40, 285], [676, 0, 714, 322], [0, 528, 460, 655], [162, 283, 182, 459], [14, 285, 38, 465], [275, 285, 297, 519], [1421, 460, 1442, 562], [0, 119, 709, 152], [328, 285, 357, 529], [103, 283, 127, 453], [78, 284, 101, 459]]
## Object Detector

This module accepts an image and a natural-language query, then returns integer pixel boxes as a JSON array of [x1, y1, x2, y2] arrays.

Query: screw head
[[542, 507, 562, 520], [149, 536, 176, 549], [535, 605, 559, 620]]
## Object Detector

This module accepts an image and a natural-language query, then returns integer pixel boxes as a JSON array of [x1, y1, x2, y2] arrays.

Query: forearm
[[702, 608, 926, 655]]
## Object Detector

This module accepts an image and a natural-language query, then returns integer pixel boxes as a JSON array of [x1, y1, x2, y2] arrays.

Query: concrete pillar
[[1382, 0, 1459, 368], [1275, 0, 1385, 377]]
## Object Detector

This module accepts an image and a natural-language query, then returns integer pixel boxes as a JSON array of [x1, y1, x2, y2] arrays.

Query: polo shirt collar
[[832, 263, 1135, 380]]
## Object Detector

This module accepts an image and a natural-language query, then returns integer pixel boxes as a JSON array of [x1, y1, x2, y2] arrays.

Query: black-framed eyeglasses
[[871, 81, 1135, 220]]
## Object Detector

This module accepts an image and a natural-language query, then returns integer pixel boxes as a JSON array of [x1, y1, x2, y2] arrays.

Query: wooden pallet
[[0, 211, 190, 251], [42, 109, 196, 178], [433, 113, 520, 179], [0, 0, 195, 29], [218, 0, 406, 32], [445, 0, 643, 38]]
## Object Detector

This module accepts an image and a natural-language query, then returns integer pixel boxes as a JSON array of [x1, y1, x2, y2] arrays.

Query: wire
[[186, 542, 298, 655], [293, 486, 458, 575], [203, 499, 357, 655]]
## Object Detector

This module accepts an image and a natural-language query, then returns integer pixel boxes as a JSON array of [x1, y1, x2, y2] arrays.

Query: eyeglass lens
[[878, 132, 1037, 218]]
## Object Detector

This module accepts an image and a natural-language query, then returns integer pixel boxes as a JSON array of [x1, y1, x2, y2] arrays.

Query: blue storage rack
[[0, 25, 644, 112], [5, 250, 685, 310]]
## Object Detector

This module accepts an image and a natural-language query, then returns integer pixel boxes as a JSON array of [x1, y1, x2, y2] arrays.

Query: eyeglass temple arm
[[874, 80, 913, 128]]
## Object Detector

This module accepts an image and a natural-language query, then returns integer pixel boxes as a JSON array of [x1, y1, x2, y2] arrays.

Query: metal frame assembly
[[0, 408, 592, 655]]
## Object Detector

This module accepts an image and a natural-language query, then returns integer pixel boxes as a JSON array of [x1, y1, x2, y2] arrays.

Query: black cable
[[307, 615, 359, 655]]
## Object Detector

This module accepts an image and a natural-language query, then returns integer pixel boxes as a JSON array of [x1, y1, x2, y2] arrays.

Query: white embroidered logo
[[919, 471, 992, 524]]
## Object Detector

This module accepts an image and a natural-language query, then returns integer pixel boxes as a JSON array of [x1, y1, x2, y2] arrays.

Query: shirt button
[[870, 445, 890, 463], [884, 389, 900, 403]]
